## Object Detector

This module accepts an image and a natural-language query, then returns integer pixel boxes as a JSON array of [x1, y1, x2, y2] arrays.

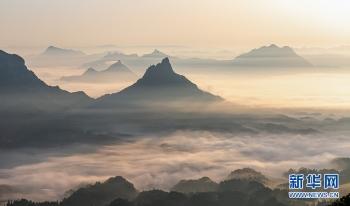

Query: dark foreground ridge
[[5, 168, 345, 206], [4, 168, 288, 206]]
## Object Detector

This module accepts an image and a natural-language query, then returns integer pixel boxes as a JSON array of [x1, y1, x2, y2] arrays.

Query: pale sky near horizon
[[1, 0, 350, 49]]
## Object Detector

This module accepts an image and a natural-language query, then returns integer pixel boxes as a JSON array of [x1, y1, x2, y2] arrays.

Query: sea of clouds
[[0, 130, 349, 201]]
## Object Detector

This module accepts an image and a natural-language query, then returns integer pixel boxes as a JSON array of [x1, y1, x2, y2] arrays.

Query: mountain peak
[[138, 57, 182, 86], [142, 49, 168, 58], [105, 176, 131, 185], [94, 58, 222, 107], [233, 44, 312, 67], [171, 176, 218, 193], [238, 44, 297, 58], [105, 60, 132, 74], [226, 168, 269, 184], [61, 176, 138, 206], [110, 60, 123, 67], [83, 67, 98, 75], [42, 46, 84, 56]]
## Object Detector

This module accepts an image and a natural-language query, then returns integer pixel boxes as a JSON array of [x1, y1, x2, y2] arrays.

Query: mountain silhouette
[[142, 49, 169, 58], [94, 58, 222, 107], [171, 177, 219, 193], [6, 171, 288, 206], [61, 176, 138, 206], [226, 168, 269, 185], [232, 44, 312, 67], [42, 46, 85, 56], [0, 50, 91, 111], [61, 60, 137, 83]]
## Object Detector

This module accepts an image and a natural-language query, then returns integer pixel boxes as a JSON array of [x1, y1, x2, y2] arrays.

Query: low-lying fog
[[1, 131, 349, 201], [31, 66, 350, 109]]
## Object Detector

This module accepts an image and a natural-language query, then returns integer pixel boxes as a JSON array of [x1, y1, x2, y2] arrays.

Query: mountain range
[[231, 44, 312, 67], [2, 49, 220, 110], [82, 44, 313, 75], [142, 49, 169, 58], [0, 50, 321, 149], [61, 60, 137, 83], [28, 46, 104, 67], [5, 168, 296, 206], [42, 46, 85, 57], [61, 176, 138, 206]]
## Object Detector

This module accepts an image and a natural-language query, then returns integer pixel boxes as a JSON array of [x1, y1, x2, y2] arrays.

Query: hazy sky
[[1, 0, 350, 49]]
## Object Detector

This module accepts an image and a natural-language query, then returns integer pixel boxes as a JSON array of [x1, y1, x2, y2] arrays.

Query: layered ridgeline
[[0, 50, 91, 111], [232, 44, 312, 67], [94, 58, 222, 108], [6, 168, 298, 206], [61, 60, 137, 83]]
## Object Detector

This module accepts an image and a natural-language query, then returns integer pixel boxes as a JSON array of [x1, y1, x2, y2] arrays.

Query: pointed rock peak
[[135, 58, 192, 86], [144, 57, 174, 75], [160, 57, 171, 66]]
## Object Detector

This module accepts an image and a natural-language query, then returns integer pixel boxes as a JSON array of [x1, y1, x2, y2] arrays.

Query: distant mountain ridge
[[61, 60, 137, 83], [94, 58, 222, 108], [142, 49, 169, 58], [42, 46, 85, 56], [232, 44, 312, 67]]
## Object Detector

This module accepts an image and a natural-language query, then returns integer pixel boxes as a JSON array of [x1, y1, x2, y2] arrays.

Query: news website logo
[[288, 173, 339, 199]]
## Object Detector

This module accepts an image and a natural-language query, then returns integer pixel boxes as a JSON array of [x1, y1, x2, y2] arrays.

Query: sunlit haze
[[1, 0, 350, 49]]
